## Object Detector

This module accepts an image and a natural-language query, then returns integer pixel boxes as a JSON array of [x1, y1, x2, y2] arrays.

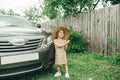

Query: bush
[[67, 26, 87, 53], [112, 54, 120, 65]]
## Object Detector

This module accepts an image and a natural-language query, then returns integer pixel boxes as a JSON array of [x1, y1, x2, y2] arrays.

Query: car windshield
[[0, 16, 33, 27]]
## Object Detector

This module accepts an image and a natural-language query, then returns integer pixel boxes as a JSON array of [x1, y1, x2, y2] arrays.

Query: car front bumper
[[0, 42, 55, 77]]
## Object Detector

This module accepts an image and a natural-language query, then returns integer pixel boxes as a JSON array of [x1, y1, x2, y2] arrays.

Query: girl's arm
[[53, 39, 68, 48], [64, 44, 68, 50], [64, 40, 70, 50]]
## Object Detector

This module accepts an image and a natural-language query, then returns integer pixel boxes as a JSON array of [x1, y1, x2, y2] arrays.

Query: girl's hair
[[55, 29, 65, 39]]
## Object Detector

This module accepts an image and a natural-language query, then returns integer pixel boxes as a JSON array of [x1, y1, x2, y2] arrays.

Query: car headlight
[[47, 36, 52, 45], [43, 36, 53, 45]]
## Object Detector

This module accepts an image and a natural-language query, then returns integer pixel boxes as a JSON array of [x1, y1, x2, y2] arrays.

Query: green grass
[[4, 52, 120, 80]]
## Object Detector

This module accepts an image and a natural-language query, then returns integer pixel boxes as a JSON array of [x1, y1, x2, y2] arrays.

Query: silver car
[[0, 15, 55, 77]]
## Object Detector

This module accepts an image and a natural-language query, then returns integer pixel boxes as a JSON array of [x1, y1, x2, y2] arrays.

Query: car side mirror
[[36, 24, 41, 28]]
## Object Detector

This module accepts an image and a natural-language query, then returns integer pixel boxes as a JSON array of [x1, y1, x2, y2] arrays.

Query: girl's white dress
[[54, 39, 67, 65]]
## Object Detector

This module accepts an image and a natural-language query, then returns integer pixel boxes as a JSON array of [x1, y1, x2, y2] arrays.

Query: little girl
[[51, 27, 71, 78]]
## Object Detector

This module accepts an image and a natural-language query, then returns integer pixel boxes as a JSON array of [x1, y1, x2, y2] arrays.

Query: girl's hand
[[65, 40, 70, 45], [64, 40, 70, 50], [67, 40, 70, 43]]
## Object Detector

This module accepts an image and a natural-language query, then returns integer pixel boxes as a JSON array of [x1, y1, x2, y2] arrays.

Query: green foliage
[[0, 9, 20, 16], [0, 9, 6, 14], [42, 0, 100, 19], [23, 6, 43, 26], [67, 26, 87, 53], [102, 0, 120, 6], [42, 0, 61, 19], [112, 54, 120, 65], [107, 37, 118, 53]]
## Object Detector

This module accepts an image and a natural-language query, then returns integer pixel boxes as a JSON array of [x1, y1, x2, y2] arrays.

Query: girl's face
[[57, 30, 65, 39]]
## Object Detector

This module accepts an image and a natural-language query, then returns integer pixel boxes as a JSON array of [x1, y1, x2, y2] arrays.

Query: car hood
[[0, 27, 47, 36]]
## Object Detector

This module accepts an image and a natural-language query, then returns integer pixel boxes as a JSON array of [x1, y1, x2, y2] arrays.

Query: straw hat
[[51, 27, 71, 41]]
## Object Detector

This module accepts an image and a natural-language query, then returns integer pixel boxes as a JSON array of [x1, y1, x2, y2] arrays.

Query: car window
[[0, 16, 33, 27]]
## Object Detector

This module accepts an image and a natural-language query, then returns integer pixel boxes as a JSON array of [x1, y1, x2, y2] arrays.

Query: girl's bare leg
[[63, 63, 69, 78], [63, 63, 68, 73], [55, 64, 60, 72], [54, 64, 61, 77]]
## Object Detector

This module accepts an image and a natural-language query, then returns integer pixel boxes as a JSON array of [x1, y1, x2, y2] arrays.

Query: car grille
[[0, 38, 43, 53]]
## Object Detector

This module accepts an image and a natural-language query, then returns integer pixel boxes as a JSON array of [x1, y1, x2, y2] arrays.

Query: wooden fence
[[40, 4, 120, 55]]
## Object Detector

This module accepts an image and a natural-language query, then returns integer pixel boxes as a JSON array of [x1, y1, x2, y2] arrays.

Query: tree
[[42, 0, 100, 19], [0, 9, 6, 14], [0, 9, 20, 16], [23, 5, 44, 25], [102, 0, 120, 7]]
